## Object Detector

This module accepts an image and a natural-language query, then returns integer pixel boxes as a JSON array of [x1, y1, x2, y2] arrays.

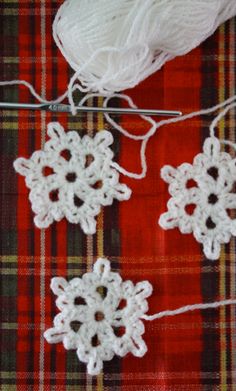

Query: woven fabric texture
[[1, 1, 236, 390]]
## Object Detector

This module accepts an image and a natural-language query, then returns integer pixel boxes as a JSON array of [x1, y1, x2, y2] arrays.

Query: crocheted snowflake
[[159, 136, 236, 260], [13, 122, 131, 234], [44, 258, 152, 375]]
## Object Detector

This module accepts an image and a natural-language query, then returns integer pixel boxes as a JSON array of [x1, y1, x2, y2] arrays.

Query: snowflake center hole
[[94, 311, 105, 322], [208, 193, 218, 205], [96, 286, 108, 299], [206, 216, 216, 229], [74, 296, 86, 306], [207, 166, 219, 180], [91, 334, 100, 347], [185, 203, 196, 216], [70, 320, 82, 333], [66, 172, 77, 183], [60, 149, 72, 161], [49, 189, 59, 202]]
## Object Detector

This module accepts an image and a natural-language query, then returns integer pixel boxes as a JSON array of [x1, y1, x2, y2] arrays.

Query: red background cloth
[[1, 1, 236, 390]]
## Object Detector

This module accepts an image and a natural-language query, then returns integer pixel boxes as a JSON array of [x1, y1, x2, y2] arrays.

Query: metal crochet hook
[[0, 102, 182, 117]]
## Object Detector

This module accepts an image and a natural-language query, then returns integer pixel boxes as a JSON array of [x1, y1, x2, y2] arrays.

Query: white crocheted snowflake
[[44, 258, 152, 375], [13, 122, 131, 234], [159, 137, 236, 260]]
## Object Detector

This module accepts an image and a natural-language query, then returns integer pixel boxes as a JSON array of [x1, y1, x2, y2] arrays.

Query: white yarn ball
[[53, 0, 236, 93]]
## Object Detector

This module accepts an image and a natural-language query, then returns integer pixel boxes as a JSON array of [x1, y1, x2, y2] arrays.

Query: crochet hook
[[0, 102, 182, 117]]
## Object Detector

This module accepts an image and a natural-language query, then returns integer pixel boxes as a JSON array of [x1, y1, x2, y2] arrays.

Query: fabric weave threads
[[53, 0, 236, 93], [2, 1, 236, 387]]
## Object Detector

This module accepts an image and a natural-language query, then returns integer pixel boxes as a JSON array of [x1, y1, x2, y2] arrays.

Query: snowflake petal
[[87, 356, 103, 376], [51, 277, 68, 296], [94, 130, 114, 149], [130, 335, 147, 357], [13, 157, 32, 176], [179, 216, 194, 234], [134, 281, 153, 300], [161, 165, 178, 184], [113, 184, 132, 201], [202, 238, 221, 260], [203, 137, 221, 158], [34, 211, 54, 229], [47, 122, 65, 140], [113, 335, 132, 357], [93, 258, 111, 278], [159, 211, 179, 229], [80, 215, 98, 235], [44, 327, 67, 344]]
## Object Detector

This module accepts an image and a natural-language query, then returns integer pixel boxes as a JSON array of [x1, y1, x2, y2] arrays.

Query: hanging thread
[[142, 298, 236, 321]]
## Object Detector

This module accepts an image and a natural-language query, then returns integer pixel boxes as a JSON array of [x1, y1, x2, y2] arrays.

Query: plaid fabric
[[1, 1, 236, 390]]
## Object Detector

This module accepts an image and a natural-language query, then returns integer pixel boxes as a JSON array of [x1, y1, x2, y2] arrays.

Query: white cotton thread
[[0, 80, 68, 104], [44, 257, 236, 375], [210, 101, 236, 143], [13, 122, 131, 233], [159, 99, 236, 260], [142, 299, 236, 321], [53, 0, 236, 93]]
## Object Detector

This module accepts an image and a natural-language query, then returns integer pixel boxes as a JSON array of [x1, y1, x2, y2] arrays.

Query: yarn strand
[[106, 93, 236, 179], [209, 100, 236, 151], [0, 79, 68, 104], [142, 298, 236, 321], [1, 79, 236, 179]]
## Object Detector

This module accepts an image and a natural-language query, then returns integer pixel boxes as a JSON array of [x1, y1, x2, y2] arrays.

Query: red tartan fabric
[[1, 1, 236, 390], [119, 51, 202, 389]]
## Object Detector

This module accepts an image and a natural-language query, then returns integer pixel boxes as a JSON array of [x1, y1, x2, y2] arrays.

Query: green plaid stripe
[[0, 1, 122, 389]]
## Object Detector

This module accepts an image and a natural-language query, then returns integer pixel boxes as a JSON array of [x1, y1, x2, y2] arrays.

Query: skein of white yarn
[[53, 0, 236, 93]]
